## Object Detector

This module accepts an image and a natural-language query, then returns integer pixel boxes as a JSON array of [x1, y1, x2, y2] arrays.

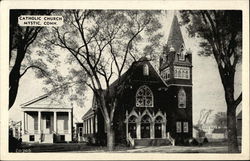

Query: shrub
[[190, 138, 199, 146], [203, 137, 209, 144]]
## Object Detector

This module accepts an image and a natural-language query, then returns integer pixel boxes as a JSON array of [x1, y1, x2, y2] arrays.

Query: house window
[[79, 127, 83, 137], [86, 119, 89, 134], [46, 115, 51, 129], [178, 88, 186, 108], [176, 122, 182, 133], [183, 122, 189, 133], [136, 85, 153, 107], [95, 115, 98, 133], [34, 116, 38, 130], [143, 64, 149, 76]]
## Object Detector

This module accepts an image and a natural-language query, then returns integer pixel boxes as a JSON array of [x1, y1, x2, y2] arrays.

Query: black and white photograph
[[1, 0, 249, 160]]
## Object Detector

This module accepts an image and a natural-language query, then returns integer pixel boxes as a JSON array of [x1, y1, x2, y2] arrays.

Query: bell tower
[[159, 15, 192, 86], [160, 14, 193, 140]]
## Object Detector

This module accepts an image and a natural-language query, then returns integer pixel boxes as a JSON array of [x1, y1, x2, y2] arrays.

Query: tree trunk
[[9, 36, 25, 109], [106, 121, 115, 151], [9, 70, 20, 108], [227, 103, 239, 153], [224, 86, 239, 153]]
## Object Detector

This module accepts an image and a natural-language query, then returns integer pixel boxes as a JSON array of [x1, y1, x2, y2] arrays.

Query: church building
[[82, 15, 193, 146]]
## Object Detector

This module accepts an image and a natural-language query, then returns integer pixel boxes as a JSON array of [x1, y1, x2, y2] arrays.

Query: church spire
[[166, 14, 184, 53]]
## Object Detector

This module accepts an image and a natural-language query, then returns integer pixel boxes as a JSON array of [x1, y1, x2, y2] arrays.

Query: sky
[[9, 10, 242, 126]]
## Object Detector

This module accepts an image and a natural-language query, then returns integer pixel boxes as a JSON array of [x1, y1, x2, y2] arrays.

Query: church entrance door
[[128, 115, 137, 138], [155, 123, 162, 138], [141, 123, 150, 138], [155, 116, 163, 138], [128, 123, 136, 138], [141, 115, 151, 138]]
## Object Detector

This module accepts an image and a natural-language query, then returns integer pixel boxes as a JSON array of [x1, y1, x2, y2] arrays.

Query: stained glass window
[[136, 85, 153, 107], [143, 64, 149, 76], [178, 88, 186, 108], [174, 66, 190, 79], [183, 122, 189, 133], [141, 115, 151, 123], [176, 121, 182, 133], [128, 115, 137, 123], [155, 116, 163, 123]]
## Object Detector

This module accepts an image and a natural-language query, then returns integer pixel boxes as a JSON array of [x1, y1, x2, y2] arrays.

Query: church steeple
[[159, 14, 192, 85], [166, 15, 184, 53]]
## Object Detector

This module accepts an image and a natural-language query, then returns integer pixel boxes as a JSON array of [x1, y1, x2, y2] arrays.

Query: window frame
[[183, 122, 189, 133], [178, 88, 186, 109], [176, 121, 182, 133], [178, 44, 186, 61], [45, 115, 51, 129], [136, 85, 154, 107], [174, 66, 190, 80], [143, 64, 149, 76]]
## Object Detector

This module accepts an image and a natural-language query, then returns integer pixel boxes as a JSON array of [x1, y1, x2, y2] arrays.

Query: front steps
[[134, 138, 172, 146]]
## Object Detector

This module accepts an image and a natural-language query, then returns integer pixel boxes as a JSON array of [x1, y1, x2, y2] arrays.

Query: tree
[[213, 112, 227, 129], [47, 10, 162, 150], [180, 10, 242, 152], [9, 10, 54, 109]]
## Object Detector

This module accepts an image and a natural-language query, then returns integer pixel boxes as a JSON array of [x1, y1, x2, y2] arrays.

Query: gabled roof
[[21, 93, 70, 109], [81, 57, 169, 120], [82, 108, 94, 120], [108, 57, 169, 95]]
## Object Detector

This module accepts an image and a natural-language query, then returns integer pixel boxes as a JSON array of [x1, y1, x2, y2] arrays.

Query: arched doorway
[[155, 116, 163, 138], [128, 115, 137, 138], [141, 115, 151, 138]]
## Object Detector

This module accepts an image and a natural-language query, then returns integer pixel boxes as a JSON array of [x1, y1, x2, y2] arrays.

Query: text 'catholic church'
[[82, 15, 193, 146]]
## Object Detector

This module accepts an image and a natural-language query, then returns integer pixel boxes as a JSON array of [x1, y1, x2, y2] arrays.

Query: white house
[[211, 128, 227, 140], [21, 94, 73, 143]]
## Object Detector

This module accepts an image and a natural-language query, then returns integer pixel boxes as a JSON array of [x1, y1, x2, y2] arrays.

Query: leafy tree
[[213, 112, 227, 128], [9, 10, 54, 109], [47, 10, 162, 150], [180, 10, 242, 153]]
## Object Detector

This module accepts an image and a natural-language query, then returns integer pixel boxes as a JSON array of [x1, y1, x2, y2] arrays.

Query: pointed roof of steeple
[[166, 15, 184, 53]]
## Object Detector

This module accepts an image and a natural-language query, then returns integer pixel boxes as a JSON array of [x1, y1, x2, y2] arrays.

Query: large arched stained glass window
[[136, 85, 154, 107], [178, 88, 186, 108]]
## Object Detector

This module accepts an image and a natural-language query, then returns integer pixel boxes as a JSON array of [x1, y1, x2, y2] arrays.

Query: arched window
[[178, 88, 186, 108], [128, 115, 137, 123], [155, 116, 163, 123], [136, 85, 153, 107], [141, 115, 151, 123], [179, 44, 185, 61], [185, 70, 189, 79], [143, 64, 149, 76], [178, 70, 181, 77]]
